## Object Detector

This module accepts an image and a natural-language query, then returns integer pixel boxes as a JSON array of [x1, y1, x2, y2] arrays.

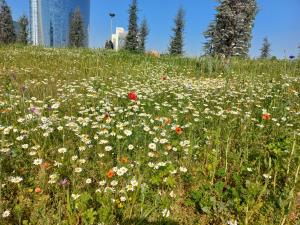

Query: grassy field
[[0, 45, 300, 225]]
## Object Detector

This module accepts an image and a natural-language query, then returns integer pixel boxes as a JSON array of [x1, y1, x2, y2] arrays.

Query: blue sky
[[6, 0, 300, 58]]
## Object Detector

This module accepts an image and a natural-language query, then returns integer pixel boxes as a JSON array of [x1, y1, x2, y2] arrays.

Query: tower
[[111, 27, 127, 51], [29, 0, 90, 47]]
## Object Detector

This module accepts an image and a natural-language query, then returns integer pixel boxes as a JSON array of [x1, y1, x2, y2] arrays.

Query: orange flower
[[120, 157, 128, 164], [262, 113, 271, 120], [104, 112, 110, 120], [164, 118, 171, 125], [107, 169, 115, 178], [0, 108, 11, 114], [288, 87, 295, 94], [40, 162, 50, 169], [35, 187, 42, 194], [175, 127, 183, 135], [165, 144, 172, 151]]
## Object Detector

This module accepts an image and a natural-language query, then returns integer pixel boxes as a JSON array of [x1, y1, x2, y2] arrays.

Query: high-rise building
[[29, 0, 90, 47]]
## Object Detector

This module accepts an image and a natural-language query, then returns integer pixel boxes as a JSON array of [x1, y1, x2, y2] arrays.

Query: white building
[[111, 27, 127, 51]]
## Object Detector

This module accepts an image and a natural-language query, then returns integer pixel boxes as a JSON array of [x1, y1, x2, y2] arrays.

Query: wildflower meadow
[[0, 46, 300, 224]]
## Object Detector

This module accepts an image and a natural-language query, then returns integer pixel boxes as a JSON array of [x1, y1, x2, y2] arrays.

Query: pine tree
[[0, 0, 16, 44], [204, 0, 257, 57], [125, 0, 139, 52], [17, 15, 28, 44], [69, 8, 85, 48], [169, 7, 185, 55], [138, 18, 149, 53], [235, 0, 257, 57], [260, 37, 271, 59]]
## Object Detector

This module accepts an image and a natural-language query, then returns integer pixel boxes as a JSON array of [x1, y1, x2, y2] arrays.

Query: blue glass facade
[[30, 0, 90, 47]]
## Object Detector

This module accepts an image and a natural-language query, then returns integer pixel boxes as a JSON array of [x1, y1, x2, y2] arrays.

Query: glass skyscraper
[[30, 0, 90, 47]]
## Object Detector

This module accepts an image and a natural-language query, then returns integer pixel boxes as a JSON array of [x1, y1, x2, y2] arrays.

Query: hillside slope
[[0, 46, 300, 225]]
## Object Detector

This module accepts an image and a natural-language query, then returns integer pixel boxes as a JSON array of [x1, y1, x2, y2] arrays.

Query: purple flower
[[60, 178, 69, 186], [30, 107, 41, 116], [289, 55, 295, 59]]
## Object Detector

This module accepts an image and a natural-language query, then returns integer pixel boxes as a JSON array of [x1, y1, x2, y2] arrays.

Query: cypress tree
[[203, 22, 216, 56], [17, 15, 28, 44], [50, 21, 54, 47], [69, 8, 85, 48], [0, 0, 16, 44], [125, 0, 139, 52], [298, 45, 300, 59], [138, 18, 149, 53], [204, 0, 257, 57], [169, 7, 185, 55], [260, 37, 271, 59]]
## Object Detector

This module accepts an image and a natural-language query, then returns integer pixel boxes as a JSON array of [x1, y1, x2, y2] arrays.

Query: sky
[[6, 0, 300, 58]]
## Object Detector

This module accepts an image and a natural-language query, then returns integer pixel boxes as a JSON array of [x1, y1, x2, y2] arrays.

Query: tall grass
[[0, 45, 299, 225]]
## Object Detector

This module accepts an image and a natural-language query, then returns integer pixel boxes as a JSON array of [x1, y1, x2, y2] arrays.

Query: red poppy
[[107, 169, 115, 178], [175, 127, 183, 135], [128, 92, 138, 101], [161, 76, 168, 80], [262, 113, 271, 120]]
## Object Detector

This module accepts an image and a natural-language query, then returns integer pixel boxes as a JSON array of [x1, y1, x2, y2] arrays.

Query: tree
[[0, 0, 16, 44], [203, 22, 216, 55], [69, 8, 85, 47], [138, 18, 149, 53], [125, 0, 139, 52], [298, 44, 300, 59], [204, 0, 258, 57], [169, 7, 185, 55], [260, 37, 271, 59], [105, 40, 114, 50], [50, 21, 54, 47], [17, 15, 28, 44]]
